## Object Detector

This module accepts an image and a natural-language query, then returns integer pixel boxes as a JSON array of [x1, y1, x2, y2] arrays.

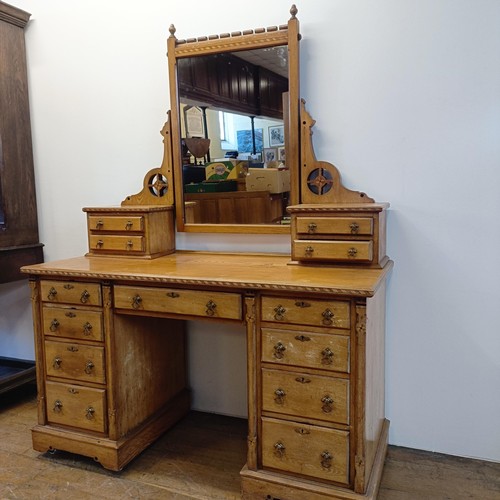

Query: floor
[[1, 385, 499, 499]]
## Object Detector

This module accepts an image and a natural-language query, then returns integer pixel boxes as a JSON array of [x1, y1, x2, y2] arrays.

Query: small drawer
[[114, 285, 242, 321], [40, 280, 102, 306], [261, 417, 349, 485], [46, 380, 106, 433], [88, 215, 144, 232], [262, 368, 349, 425], [42, 306, 104, 341], [89, 234, 145, 253], [292, 240, 373, 263], [296, 216, 373, 236], [262, 328, 349, 373], [261, 296, 350, 329], [45, 340, 106, 384]]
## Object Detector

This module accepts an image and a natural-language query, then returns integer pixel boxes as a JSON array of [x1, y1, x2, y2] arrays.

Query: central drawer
[[44, 340, 106, 384], [261, 417, 349, 485], [262, 368, 349, 425], [45, 380, 106, 433], [114, 285, 242, 320]]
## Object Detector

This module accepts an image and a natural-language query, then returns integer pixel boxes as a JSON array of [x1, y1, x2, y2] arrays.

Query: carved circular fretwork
[[147, 173, 168, 197], [306, 167, 334, 195]]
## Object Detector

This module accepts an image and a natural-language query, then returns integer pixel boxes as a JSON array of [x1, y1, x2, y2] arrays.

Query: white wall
[[2, 0, 499, 462]]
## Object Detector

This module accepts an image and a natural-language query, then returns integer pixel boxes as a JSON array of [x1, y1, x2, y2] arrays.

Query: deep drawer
[[261, 417, 349, 485], [42, 306, 104, 342], [87, 214, 144, 232], [292, 240, 373, 262], [261, 328, 350, 373], [40, 280, 102, 306], [44, 340, 106, 385], [262, 368, 349, 425], [45, 380, 106, 433], [89, 234, 145, 253], [261, 296, 350, 329], [296, 216, 373, 236], [114, 285, 242, 320]]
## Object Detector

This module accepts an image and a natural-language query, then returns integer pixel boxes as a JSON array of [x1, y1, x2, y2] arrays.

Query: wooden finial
[[169, 24, 176, 38], [290, 4, 298, 19]]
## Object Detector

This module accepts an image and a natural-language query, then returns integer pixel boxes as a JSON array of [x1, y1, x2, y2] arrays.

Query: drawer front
[[293, 240, 373, 262], [261, 417, 349, 485], [296, 216, 373, 236], [88, 215, 144, 232], [89, 234, 145, 253], [45, 380, 106, 433], [40, 280, 102, 306], [45, 340, 106, 384], [42, 306, 104, 341], [114, 285, 242, 320], [261, 296, 350, 329], [262, 328, 350, 374], [262, 368, 349, 425]]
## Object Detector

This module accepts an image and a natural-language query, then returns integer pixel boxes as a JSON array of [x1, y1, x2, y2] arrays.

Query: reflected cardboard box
[[245, 168, 290, 194]]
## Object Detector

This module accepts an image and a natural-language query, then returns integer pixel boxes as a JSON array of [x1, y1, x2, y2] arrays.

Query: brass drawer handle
[[95, 220, 103, 229], [295, 334, 311, 342], [47, 287, 57, 300], [274, 442, 286, 458], [307, 222, 317, 233], [205, 300, 217, 316], [49, 319, 60, 332], [85, 406, 95, 420], [350, 222, 360, 234], [80, 290, 90, 303], [348, 247, 358, 257], [274, 388, 286, 405], [83, 322, 93, 336], [305, 245, 314, 257], [53, 400, 63, 413], [273, 305, 286, 321], [52, 357, 62, 369], [321, 347, 334, 365], [166, 292, 180, 298], [126, 240, 133, 250], [321, 395, 334, 413], [321, 450, 333, 469], [273, 342, 286, 359], [125, 220, 133, 230], [132, 294, 143, 309], [85, 360, 94, 375], [96, 239, 104, 249], [322, 308, 335, 326]]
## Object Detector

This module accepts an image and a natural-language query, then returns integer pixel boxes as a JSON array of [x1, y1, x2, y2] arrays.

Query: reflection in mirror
[[177, 47, 291, 226]]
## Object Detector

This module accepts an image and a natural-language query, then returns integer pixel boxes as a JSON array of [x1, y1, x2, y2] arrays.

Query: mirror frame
[[167, 6, 300, 233]]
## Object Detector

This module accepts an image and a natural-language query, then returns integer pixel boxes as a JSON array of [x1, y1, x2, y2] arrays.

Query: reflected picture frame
[[268, 125, 285, 147], [263, 147, 277, 162]]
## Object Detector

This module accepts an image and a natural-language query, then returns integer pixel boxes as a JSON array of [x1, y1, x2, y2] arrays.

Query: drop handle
[[308, 222, 317, 233], [205, 300, 217, 316], [52, 357, 62, 369], [274, 442, 286, 458], [349, 222, 360, 234], [274, 388, 286, 405], [273, 305, 286, 321], [47, 287, 57, 300], [322, 308, 335, 326], [321, 347, 334, 364], [305, 245, 314, 256], [49, 319, 60, 332], [84, 360, 94, 374], [321, 451, 333, 469], [321, 395, 334, 413], [273, 342, 286, 359], [347, 247, 358, 257], [125, 220, 133, 230], [80, 290, 90, 303], [83, 322, 93, 336], [132, 294, 143, 309], [53, 400, 63, 413], [85, 406, 95, 420]]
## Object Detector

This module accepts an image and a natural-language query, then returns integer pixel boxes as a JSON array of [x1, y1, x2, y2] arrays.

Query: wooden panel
[[40, 280, 102, 306], [42, 306, 103, 341], [114, 285, 242, 320], [89, 234, 145, 253], [45, 380, 106, 433], [296, 217, 373, 236], [44, 340, 105, 385], [293, 240, 373, 263], [261, 417, 349, 485], [262, 368, 349, 425], [261, 327, 350, 374], [87, 215, 144, 232], [261, 296, 350, 329]]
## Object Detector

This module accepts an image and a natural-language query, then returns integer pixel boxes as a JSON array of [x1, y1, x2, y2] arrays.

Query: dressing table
[[22, 6, 392, 499]]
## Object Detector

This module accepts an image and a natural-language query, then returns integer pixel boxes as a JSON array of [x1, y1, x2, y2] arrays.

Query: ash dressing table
[[22, 6, 392, 500]]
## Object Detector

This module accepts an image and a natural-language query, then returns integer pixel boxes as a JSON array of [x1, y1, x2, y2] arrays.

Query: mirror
[[168, 6, 300, 233]]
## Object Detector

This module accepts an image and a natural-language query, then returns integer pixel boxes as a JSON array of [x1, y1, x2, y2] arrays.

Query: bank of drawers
[[114, 285, 242, 320], [84, 206, 175, 258], [288, 204, 388, 267], [41, 280, 106, 434], [260, 294, 351, 486]]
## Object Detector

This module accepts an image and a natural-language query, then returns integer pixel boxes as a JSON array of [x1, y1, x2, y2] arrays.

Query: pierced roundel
[[306, 167, 334, 195], [148, 173, 168, 197]]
